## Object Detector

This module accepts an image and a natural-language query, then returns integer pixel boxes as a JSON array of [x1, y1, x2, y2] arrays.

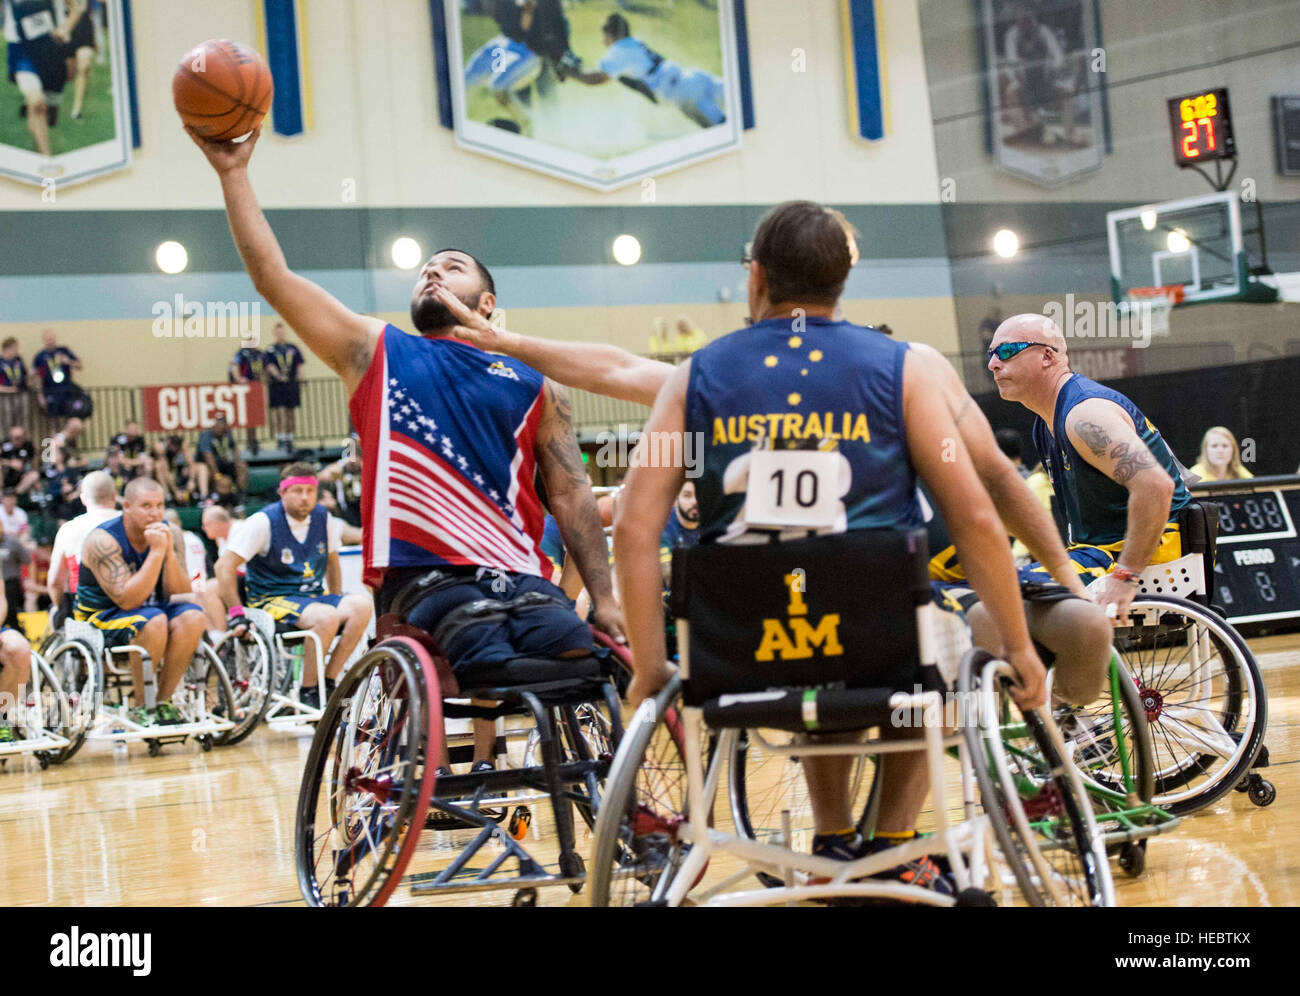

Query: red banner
[[142, 383, 267, 432]]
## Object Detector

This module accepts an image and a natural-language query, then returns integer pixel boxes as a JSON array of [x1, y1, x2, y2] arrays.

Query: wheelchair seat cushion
[[455, 652, 605, 690]]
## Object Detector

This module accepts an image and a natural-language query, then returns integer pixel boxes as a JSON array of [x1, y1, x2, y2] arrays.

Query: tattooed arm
[[535, 379, 625, 642], [80, 529, 167, 610], [1066, 397, 1176, 603]]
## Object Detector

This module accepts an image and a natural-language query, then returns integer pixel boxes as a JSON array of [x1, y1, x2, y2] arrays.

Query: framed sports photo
[[435, 0, 746, 191], [0, 0, 137, 188]]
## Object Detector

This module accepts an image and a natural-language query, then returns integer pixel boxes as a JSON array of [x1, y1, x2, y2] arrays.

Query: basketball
[[172, 39, 273, 141]]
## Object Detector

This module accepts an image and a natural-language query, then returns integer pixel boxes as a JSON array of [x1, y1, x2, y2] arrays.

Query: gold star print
[[764, 355, 778, 367], [801, 369, 808, 376], [789, 336, 802, 348], [809, 349, 823, 362], [788, 392, 801, 405]]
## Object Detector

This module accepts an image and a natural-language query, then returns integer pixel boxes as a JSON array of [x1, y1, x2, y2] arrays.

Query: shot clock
[[1167, 87, 1236, 166]]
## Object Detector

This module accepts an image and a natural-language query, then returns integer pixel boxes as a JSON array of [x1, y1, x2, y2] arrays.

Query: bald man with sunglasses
[[988, 314, 1192, 623]]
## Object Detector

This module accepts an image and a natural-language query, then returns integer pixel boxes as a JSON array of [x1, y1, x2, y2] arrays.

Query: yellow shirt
[[1188, 461, 1254, 483]]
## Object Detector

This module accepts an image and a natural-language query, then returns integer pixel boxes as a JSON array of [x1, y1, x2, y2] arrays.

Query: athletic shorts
[[268, 381, 300, 409], [7, 40, 67, 96], [401, 570, 592, 673], [250, 592, 342, 625], [76, 602, 205, 648], [1017, 522, 1184, 587]]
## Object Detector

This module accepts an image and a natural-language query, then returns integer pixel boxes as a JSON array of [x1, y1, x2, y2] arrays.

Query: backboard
[[1107, 191, 1245, 304]]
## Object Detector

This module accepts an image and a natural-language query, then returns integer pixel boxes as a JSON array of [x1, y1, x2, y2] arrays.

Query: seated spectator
[[0, 337, 30, 435], [0, 491, 29, 544], [151, 435, 204, 503], [196, 416, 248, 497], [103, 447, 132, 495], [0, 426, 38, 497], [673, 314, 707, 353], [31, 328, 82, 427], [648, 316, 671, 356], [1189, 426, 1254, 482], [53, 417, 89, 474], [109, 420, 151, 475]]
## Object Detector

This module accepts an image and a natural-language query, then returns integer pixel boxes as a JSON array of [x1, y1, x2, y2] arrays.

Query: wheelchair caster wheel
[[508, 806, 532, 841], [560, 851, 585, 893], [1248, 778, 1276, 807], [199, 736, 213, 752], [1235, 778, 1250, 793], [512, 889, 538, 908], [1254, 745, 1270, 768], [1118, 840, 1146, 878], [35, 752, 50, 770], [146, 739, 161, 757], [954, 888, 997, 907]]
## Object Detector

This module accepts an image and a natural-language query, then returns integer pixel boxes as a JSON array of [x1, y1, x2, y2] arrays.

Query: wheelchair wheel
[[589, 675, 696, 907], [728, 729, 879, 887], [960, 649, 1114, 907], [296, 637, 440, 907], [44, 640, 101, 764], [26, 653, 72, 758], [558, 699, 618, 833], [210, 629, 274, 746], [181, 646, 237, 735], [1114, 596, 1266, 816], [1057, 657, 1156, 805]]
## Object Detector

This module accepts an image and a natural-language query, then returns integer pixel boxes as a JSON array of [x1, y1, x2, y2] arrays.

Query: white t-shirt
[[0, 505, 29, 541], [50, 506, 120, 594], [227, 509, 343, 562], [183, 530, 207, 584]]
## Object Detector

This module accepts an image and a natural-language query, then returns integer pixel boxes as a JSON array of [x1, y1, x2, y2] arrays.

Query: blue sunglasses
[[988, 341, 1054, 363]]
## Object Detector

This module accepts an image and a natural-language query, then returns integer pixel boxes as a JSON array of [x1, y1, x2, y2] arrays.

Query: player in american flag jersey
[[188, 128, 624, 687]]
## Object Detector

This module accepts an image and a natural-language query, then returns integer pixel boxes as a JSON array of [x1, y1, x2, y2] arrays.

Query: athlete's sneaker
[[0, 722, 15, 744], [128, 705, 152, 726], [299, 685, 321, 710], [810, 830, 955, 902], [153, 701, 184, 726]]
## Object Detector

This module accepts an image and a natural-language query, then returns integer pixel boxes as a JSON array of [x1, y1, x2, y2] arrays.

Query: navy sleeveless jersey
[[1032, 373, 1191, 547], [74, 516, 163, 614], [349, 325, 553, 587], [245, 503, 329, 599], [685, 317, 921, 543]]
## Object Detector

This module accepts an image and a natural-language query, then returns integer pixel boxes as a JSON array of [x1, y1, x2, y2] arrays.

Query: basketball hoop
[[1121, 284, 1182, 336]]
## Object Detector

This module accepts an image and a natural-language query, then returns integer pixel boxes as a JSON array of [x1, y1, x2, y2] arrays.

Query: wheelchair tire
[[27, 652, 72, 761], [588, 675, 697, 907], [1114, 596, 1267, 816], [185, 647, 238, 743], [295, 637, 440, 908], [210, 629, 274, 746], [728, 729, 880, 888], [960, 649, 1114, 907], [1060, 657, 1156, 806], [558, 700, 619, 833], [45, 640, 101, 764]]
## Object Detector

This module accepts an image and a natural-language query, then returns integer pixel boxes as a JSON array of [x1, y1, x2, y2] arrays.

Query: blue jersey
[[685, 317, 921, 543], [74, 515, 161, 615], [1032, 373, 1191, 547], [540, 514, 565, 570], [244, 503, 329, 600]]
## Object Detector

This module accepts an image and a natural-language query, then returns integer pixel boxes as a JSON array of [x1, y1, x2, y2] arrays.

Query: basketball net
[[1120, 284, 1182, 336]]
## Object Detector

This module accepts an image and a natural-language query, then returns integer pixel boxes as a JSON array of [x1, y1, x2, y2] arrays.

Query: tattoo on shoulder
[[546, 381, 574, 426], [1108, 441, 1155, 485], [1075, 420, 1112, 456], [85, 531, 131, 596]]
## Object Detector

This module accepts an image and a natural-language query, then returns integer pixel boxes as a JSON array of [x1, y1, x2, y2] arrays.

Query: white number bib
[[21, 11, 56, 38], [744, 449, 840, 530]]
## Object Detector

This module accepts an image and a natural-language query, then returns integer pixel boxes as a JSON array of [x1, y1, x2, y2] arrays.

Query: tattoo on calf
[[1109, 442, 1155, 485], [1075, 420, 1112, 455]]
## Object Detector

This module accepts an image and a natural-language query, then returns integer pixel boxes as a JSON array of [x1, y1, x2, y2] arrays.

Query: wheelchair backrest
[[670, 529, 931, 706]]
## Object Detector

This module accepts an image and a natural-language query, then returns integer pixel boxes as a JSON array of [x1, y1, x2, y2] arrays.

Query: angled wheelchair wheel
[[1113, 596, 1266, 816], [728, 729, 879, 887], [210, 630, 274, 746], [179, 646, 238, 736], [25, 652, 72, 759], [558, 699, 619, 833], [1057, 657, 1156, 805], [961, 649, 1114, 907], [296, 638, 440, 907], [589, 675, 697, 907], [45, 639, 101, 763]]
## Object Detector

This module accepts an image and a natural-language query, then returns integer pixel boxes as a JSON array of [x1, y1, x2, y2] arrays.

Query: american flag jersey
[[349, 325, 553, 588]]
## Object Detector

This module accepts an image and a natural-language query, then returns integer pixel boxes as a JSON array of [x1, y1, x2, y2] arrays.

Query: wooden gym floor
[[2, 634, 1296, 908]]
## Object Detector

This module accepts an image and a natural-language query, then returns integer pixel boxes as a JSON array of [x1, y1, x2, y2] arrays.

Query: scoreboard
[[1193, 476, 1300, 630], [1167, 87, 1236, 166]]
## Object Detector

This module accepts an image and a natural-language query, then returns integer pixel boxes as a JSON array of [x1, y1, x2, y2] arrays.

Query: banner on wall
[[842, 0, 888, 142], [142, 383, 267, 433], [434, 0, 746, 191], [977, 0, 1108, 188], [0, 0, 137, 188]]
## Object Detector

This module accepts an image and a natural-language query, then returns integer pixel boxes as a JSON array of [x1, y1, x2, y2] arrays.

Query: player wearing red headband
[[215, 462, 373, 709]]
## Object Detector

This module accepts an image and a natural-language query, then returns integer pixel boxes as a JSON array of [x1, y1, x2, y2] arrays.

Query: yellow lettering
[[712, 418, 727, 445], [754, 619, 798, 661], [804, 411, 823, 438], [790, 615, 844, 657], [851, 414, 870, 442], [782, 412, 803, 440], [765, 413, 783, 439], [784, 573, 807, 615]]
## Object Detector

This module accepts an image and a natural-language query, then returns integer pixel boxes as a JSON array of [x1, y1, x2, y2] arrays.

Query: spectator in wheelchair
[[0, 587, 32, 744], [47, 471, 121, 627], [612, 200, 1047, 897], [988, 314, 1192, 624], [74, 478, 207, 727], [215, 462, 373, 710]]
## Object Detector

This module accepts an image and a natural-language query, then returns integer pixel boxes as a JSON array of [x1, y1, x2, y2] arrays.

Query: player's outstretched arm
[[908, 342, 1084, 595], [434, 286, 672, 405], [535, 380, 624, 641], [903, 352, 1045, 708], [187, 127, 383, 393]]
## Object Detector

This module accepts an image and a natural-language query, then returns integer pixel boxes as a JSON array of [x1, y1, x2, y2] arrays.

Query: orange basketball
[[173, 39, 274, 141]]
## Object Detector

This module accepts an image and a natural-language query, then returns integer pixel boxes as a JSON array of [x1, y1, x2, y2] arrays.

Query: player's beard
[[410, 289, 481, 335]]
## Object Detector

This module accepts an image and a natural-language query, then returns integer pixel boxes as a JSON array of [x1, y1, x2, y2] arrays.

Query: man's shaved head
[[991, 313, 1068, 355], [123, 477, 165, 502]]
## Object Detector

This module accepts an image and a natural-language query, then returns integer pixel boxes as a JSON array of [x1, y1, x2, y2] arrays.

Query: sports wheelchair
[[0, 649, 75, 770], [588, 529, 1115, 907], [43, 617, 238, 756], [294, 577, 627, 907]]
